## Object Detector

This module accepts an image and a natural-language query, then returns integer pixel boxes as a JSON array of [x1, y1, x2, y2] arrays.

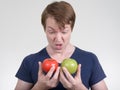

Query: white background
[[0, 0, 120, 90]]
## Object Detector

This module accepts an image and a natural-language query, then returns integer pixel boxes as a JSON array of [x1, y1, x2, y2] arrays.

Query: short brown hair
[[41, 1, 76, 30]]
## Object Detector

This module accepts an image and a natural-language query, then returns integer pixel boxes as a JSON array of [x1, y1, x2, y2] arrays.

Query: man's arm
[[15, 79, 33, 90], [91, 80, 108, 90]]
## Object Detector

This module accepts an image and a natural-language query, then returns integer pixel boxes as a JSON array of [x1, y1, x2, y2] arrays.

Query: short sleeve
[[89, 54, 106, 86], [15, 56, 33, 83]]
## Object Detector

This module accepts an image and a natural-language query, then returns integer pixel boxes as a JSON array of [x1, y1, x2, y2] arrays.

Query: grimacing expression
[[45, 17, 72, 51]]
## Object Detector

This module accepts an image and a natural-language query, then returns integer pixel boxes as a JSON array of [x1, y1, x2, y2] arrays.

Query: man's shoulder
[[23, 47, 47, 63], [75, 46, 95, 56], [74, 46, 98, 61]]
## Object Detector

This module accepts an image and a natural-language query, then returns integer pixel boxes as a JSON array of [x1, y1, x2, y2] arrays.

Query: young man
[[15, 1, 108, 90]]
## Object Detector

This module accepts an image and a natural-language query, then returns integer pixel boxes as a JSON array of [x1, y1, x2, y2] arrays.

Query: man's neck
[[46, 44, 75, 63]]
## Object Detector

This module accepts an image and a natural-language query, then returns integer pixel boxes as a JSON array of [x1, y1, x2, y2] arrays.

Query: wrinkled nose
[[54, 33, 63, 42]]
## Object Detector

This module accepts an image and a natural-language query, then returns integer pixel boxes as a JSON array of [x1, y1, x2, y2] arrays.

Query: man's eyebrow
[[47, 26, 55, 30]]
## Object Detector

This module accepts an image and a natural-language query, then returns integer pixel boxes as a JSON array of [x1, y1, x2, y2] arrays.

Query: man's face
[[45, 17, 72, 52]]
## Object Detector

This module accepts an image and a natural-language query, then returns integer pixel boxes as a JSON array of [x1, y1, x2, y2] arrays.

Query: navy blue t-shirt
[[15, 47, 106, 89]]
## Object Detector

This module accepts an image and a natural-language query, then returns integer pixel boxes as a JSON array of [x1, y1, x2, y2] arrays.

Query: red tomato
[[42, 58, 58, 73]]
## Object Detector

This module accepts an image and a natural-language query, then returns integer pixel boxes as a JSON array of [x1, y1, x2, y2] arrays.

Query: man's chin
[[54, 47, 63, 52]]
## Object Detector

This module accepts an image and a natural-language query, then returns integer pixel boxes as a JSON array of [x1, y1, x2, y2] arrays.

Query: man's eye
[[62, 30, 69, 34], [62, 32, 67, 34], [49, 31, 55, 34]]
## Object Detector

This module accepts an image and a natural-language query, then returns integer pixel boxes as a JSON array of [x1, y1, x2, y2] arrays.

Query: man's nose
[[55, 33, 62, 41]]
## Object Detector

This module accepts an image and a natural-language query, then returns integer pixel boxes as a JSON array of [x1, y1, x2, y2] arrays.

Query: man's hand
[[60, 64, 87, 90], [32, 62, 60, 90]]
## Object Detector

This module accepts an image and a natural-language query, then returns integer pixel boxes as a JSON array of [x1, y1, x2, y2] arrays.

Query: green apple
[[61, 58, 78, 74]]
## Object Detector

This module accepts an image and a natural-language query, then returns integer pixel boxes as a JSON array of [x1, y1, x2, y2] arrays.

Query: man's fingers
[[53, 67, 60, 79], [76, 64, 81, 79], [60, 68, 70, 86], [38, 62, 43, 74], [62, 67, 74, 82], [46, 65, 55, 79]]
